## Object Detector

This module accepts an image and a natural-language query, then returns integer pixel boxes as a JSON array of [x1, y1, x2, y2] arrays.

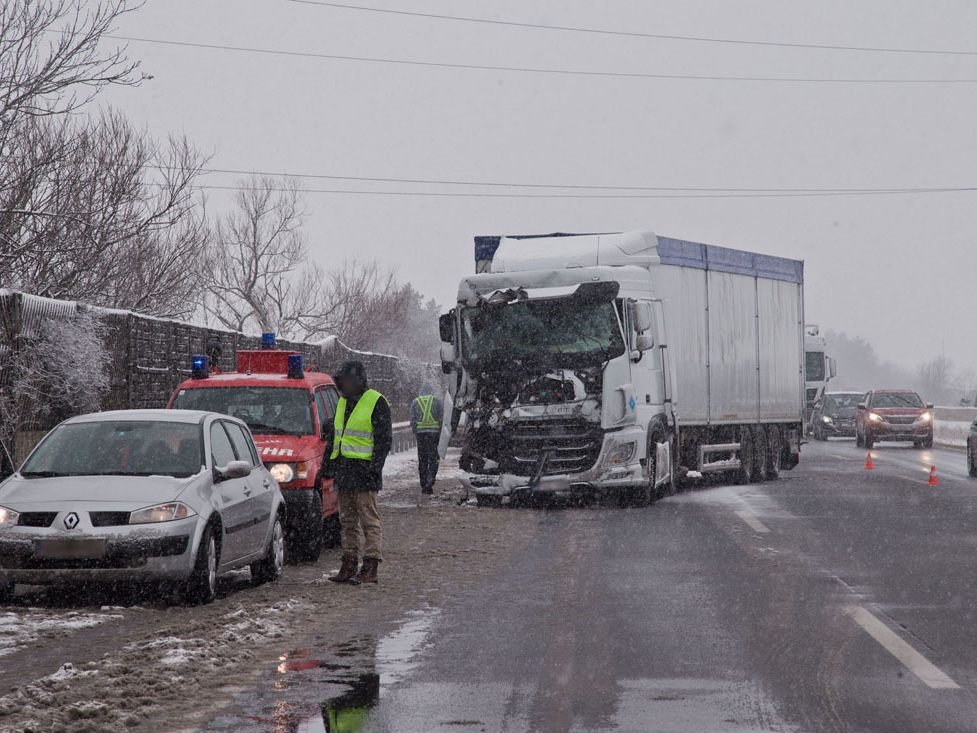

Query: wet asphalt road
[[210, 439, 977, 732]]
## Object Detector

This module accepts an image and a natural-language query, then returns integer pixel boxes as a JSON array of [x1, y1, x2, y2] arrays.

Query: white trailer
[[440, 231, 806, 506]]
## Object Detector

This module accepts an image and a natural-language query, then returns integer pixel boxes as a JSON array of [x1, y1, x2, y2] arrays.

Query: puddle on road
[[203, 608, 440, 732]]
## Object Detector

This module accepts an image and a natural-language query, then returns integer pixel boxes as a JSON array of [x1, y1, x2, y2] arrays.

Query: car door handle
[[243, 487, 253, 496], [262, 480, 271, 489]]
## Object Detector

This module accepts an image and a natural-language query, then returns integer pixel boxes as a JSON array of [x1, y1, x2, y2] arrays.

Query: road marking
[[844, 606, 959, 689], [734, 510, 770, 534]]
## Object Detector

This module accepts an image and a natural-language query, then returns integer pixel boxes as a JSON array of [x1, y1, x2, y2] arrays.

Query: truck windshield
[[461, 299, 625, 366], [172, 387, 314, 435], [806, 351, 826, 382], [21, 420, 202, 479]]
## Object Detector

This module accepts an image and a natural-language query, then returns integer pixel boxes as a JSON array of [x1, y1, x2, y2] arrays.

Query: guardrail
[[391, 421, 416, 454]]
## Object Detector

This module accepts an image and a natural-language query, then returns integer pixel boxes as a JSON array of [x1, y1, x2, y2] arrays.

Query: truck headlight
[[269, 463, 294, 483], [0, 506, 19, 526], [868, 413, 884, 423], [604, 441, 637, 467], [129, 502, 196, 524]]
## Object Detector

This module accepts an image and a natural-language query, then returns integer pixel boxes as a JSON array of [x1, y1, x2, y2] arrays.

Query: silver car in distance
[[0, 410, 286, 604]]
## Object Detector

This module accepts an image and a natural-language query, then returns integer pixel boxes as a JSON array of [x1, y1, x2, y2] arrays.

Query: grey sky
[[101, 0, 977, 371]]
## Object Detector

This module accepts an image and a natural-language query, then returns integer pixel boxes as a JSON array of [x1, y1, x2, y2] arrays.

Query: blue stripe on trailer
[[657, 236, 803, 284]]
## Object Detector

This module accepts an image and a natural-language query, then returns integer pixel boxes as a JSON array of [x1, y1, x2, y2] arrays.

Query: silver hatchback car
[[0, 410, 286, 604]]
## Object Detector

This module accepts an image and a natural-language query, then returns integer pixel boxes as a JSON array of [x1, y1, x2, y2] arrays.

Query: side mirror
[[630, 301, 654, 334], [439, 312, 455, 344], [635, 333, 655, 351], [856, 403, 867, 410], [440, 342, 456, 374], [216, 460, 252, 481], [926, 403, 935, 409]]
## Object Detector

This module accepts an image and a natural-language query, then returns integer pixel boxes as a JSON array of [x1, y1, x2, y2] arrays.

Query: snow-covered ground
[[0, 608, 124, 657]]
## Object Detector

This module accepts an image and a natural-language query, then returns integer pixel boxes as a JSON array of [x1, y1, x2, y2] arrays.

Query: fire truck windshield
[[172, 387, 314, 436]]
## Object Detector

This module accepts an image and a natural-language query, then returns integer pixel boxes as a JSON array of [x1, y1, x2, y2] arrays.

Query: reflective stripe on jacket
[[411, 394, 442, 433], [331, 389, 384, 460]]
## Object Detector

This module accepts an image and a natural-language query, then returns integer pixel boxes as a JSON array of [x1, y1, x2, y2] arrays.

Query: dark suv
[[856, 389, 933, 449], [811, 392, 865, 440]]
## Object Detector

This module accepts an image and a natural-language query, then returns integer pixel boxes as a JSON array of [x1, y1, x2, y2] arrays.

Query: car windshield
[[461, 299, 625, 366], [824, 393, 864, 410], [20, 420, 203, 479], [871, 392, 924, 408], [171, 386, 313, 435]]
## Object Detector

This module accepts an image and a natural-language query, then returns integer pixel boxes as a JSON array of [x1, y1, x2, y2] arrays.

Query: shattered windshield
[[172, 387, 314, 435], [461, 299, 625, 366]]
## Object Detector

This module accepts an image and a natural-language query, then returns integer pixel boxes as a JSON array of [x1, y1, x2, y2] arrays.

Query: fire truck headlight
[[0, 506, 19, 526], [269, 463, 295, 484]]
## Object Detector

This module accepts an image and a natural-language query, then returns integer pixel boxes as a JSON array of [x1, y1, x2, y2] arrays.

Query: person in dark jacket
[[323, 361, 392, 585], [409, 383, 442, 494]]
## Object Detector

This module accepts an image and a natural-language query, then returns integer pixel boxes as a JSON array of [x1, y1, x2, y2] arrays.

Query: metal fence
[[0, 290, 440, 444]]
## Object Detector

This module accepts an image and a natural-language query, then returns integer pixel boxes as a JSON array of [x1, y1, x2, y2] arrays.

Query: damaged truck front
[[441, 231, 805, 507]]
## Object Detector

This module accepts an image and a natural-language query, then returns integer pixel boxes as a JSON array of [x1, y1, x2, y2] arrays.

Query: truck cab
[[167, 344, 339, 561], [804, 325, 837, 431]]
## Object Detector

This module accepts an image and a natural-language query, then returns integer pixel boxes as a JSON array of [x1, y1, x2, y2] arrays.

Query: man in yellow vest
[[324, 361, 391, 585], [409, 383, 442, 495]]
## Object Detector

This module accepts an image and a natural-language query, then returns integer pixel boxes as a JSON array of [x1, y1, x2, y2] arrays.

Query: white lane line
[[844, 606, 959, 689], [734, 510, 770, 534]]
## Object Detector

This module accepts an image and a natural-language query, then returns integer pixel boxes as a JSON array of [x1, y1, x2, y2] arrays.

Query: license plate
[[34, 538, 106, 560], [534, 477, 570, 492]]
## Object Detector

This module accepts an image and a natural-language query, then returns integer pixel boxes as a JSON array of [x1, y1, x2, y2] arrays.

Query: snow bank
[[935, 419, 971, 448]]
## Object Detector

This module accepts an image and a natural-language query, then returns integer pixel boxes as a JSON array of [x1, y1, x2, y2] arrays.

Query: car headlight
[[129, 502, 196, 524], [269, 463, 295, 483], [604, 440, 637, 468], [919, 412, 932, 423], [0, 505, 19, 526], [822, 415, 833, 423], [868, 413, 884, 423]]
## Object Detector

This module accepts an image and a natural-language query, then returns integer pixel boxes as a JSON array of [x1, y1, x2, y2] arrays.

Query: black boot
[[328, 554, 358, 583], [350, 557, 379, 585]]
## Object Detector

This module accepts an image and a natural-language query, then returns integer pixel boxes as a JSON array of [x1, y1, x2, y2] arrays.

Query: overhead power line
[[179, 164, 977, 194], [104, 33, 977, 84], [185, 182, 977, 199], [287, 0, 977, 58]]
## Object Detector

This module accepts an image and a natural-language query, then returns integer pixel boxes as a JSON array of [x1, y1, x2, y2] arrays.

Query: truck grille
[[502, 419, 602, 477]]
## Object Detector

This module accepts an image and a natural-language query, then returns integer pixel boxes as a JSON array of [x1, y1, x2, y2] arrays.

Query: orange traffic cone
[[927, 465, 941, 486], [864, 452, 875, 470]]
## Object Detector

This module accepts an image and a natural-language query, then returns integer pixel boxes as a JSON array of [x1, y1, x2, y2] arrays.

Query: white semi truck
[[439, 231, 806, 506], [804, 325, 837, 429]]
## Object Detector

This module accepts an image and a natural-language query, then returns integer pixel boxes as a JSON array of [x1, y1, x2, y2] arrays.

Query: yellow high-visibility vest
[[413, 394, 441, 431], [330, 389, 384, 461]]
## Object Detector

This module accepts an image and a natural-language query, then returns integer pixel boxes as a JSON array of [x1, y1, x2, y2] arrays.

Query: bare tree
[[0, 0, 140, 124], [0, 110, 209, 318], [916, 354, 955, 405], [204, 176, 334, 338], [0, 310, 111, 447], [321, 260, 413, 350]]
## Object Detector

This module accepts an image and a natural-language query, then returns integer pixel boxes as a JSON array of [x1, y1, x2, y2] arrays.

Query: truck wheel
[[734, 427, 755, 485], [753, 428, 769, 482], [766, 426, 783, 480], [251, 514, 285, 585], [322, 512, 341, 548], [184, 525, 218, 605], [293, 491, 323, 563]]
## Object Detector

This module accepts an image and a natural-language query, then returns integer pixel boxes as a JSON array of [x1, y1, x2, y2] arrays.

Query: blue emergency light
[[287, 354, 304, 379], [261, 332, 276, 350], [191, 354, 209, 379]]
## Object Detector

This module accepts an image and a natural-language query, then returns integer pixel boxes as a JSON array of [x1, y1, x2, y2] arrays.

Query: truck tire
[[766, 426, 783, 480], [754, 428, 769, 482], [734, 427, 755, 485], [293, 491, 323, 563]]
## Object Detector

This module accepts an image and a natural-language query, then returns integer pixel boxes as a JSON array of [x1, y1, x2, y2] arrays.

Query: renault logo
[[63, 512, 79, 530]]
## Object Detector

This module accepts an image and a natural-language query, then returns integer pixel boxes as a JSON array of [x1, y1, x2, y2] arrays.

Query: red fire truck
[[167, 339, 339, 562]]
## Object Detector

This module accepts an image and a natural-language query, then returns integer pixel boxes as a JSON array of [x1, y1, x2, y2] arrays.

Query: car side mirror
[[856, 403, 866, 410], [926, 403, 935, 410], [216, 460, 252, 481]]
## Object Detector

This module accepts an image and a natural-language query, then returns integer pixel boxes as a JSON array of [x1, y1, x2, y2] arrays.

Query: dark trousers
[[416, 432, 440, 490]]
